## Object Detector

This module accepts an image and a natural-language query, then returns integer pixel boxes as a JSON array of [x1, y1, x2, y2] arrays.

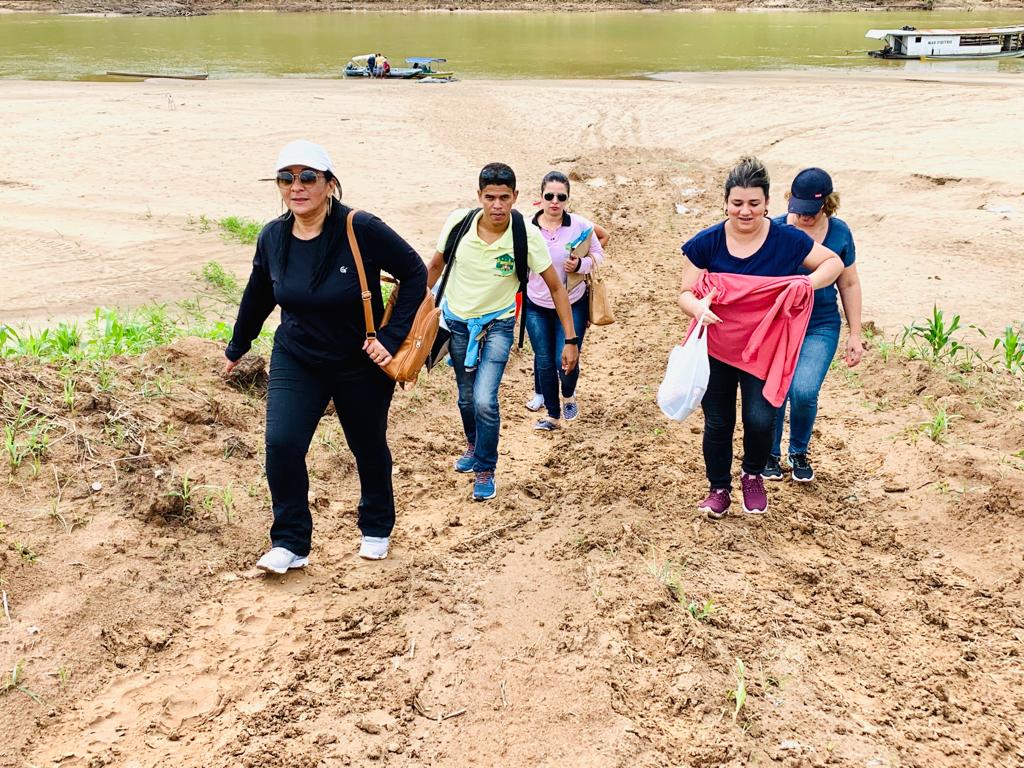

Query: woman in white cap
[[763, 167, 863, 483], [224, 140, 427, 572]]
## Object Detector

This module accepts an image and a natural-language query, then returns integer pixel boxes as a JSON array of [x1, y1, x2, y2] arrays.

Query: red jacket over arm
[[688, 273, 814, 407]]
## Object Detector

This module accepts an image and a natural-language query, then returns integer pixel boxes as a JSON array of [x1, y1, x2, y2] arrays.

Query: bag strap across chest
[[346, 209, 378, 341]]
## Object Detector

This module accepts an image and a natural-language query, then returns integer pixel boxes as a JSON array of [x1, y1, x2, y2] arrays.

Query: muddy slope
[[1, 150, 1023, 768]]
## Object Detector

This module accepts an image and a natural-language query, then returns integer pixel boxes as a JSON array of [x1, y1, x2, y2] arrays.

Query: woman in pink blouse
[[525, 171, 607, 431]]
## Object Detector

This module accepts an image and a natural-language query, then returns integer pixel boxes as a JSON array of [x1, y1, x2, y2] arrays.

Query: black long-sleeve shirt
[[225, 206, 428, 367]]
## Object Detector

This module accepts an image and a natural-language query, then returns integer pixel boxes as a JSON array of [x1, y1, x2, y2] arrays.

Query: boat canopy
[[866, 25, 1024, 39], [349, 54, 374, 64], [406, 57, 447, 65]]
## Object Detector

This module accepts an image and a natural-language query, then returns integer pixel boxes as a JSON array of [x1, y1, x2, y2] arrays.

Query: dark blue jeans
[[265, 346, 396, 556], [524, 294, 589, 420], [772, 323, 840, 457], [447, 316, 515, 473], [700, 355, 776, 490]]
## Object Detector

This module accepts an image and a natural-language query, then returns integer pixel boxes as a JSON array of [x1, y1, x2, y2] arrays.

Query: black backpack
[[438, 207, 530, 349]]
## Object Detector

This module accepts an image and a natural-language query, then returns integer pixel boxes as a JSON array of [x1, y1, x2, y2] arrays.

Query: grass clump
[[728, 657, 747, 724], [218, 216, 262, 246]]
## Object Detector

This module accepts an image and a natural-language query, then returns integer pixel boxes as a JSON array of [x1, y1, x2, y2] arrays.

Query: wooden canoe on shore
[[106, 71, 209, 80]]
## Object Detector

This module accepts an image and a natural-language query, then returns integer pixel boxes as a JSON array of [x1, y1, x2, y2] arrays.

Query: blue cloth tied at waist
[[443, 303, 515, 371]]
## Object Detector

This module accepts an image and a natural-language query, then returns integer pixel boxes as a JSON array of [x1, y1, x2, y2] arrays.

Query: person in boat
[[763, 168, 863, 483], [223, 140, 427, 571], [367, 53, 376, 77], [676, 156, 842, 521], [373, 52, 384, 78], [523, 171, 606, 431], [426, 163, 579, 501]]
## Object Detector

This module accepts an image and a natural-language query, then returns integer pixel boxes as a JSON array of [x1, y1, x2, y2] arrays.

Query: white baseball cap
[[275, 140, 334, 173]]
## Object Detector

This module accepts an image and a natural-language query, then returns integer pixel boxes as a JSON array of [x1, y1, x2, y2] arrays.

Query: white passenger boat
[[866, 25, 1024, 60]]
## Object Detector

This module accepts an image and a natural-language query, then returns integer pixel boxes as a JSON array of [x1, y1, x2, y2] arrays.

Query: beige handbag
[[586, 263, 615, 326]]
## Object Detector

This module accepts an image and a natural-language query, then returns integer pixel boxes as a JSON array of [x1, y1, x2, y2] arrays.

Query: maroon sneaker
[[698, 488, 731, 520], [741, 472, 768, 515]]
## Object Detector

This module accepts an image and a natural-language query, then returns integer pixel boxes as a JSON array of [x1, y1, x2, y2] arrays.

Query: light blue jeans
[[447, 316, 515, 473], [772, 322, 840, 457]]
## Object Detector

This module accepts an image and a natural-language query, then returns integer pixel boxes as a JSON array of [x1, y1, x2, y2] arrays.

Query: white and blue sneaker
[[525, 393, 545, 412], [359, 536, 390, 560], [563, 396, 579, 421], [256, 547, 309, 575], [534, 417, 560, 432], [473, 470, 496, 501], [454, 444, 476, 473]]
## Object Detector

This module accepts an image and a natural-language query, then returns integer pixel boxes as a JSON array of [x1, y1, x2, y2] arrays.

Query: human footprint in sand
[[764, 167, 863, 485], [677, 156, 842, 521], [223, 140, 427, 571]]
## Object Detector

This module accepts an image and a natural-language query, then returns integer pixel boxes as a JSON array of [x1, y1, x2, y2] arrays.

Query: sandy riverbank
[[1, 72, 1021, 334]]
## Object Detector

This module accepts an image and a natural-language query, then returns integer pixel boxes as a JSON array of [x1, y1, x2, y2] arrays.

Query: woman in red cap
[[224, 139, 427, 572], [763, 167, 863, 484]]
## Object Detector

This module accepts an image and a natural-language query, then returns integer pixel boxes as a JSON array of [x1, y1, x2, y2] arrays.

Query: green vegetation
[[1, 662, 43, 705], [728, 658, 747, 724], [0, 261, 270, 365], [990, 324, 1024, 375], [218, 216, 262, 246], [900, 305, 971, 364], [920, 406, 958, 443], [3, 401, 51, 473]]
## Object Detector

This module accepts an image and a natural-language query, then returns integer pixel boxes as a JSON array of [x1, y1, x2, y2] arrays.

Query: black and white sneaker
[[790, 453, 815, 483], [761, 454, 784, 481]]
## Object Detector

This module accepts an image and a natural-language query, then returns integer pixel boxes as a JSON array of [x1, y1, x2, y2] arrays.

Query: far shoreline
[[3, 1, 1005, 17]]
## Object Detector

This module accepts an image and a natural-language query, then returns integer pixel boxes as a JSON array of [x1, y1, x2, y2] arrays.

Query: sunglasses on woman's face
[[543, 192, 568, 202], [276, 170, 324, 187]]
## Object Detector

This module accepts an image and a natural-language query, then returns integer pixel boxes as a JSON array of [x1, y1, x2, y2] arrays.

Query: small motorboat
[[343, 55, 453, 79], [866, 25, 1024, 60]]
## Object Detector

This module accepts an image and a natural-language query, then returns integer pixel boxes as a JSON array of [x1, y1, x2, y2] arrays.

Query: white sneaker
[[525, 393, 545, 412], [256, 546, 308, 574], [359, 536, 389, 560]]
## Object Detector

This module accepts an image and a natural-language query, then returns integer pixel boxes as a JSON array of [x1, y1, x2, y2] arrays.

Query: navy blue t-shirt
[[682, 220, 815, 279], [771, 215, 856, 328]]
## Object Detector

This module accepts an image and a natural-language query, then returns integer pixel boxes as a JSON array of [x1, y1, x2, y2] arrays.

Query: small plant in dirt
[[3, 402, 52, 473], [218, 216, 262, 246], [728, 657, 748, 724], [646, 553, 686, 604], [686, 598, 717, 622], [990, 325, 1024, 375], [900, 305, 972, 364], [198, 260, 243, 304], [12, 541, 38, 563], [56, 666, 71, 687], [920, 406, 959, 443], [163, 472, 198, 519], [1, 662, 44, 705]]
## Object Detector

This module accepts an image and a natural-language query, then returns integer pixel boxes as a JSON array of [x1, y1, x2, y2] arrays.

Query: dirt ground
[[1, 76, 1023, 767]]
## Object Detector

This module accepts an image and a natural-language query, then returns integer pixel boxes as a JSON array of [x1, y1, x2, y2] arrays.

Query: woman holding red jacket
[[676, 156, 842, 521]]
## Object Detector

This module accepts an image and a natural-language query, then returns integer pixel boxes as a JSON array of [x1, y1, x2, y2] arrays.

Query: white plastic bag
[[657, 316, 711, 421]]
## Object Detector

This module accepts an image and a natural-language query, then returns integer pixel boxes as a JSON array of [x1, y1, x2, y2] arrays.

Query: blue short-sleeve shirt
[[771, 215, 856, 328], [682, 220, 815, 278]]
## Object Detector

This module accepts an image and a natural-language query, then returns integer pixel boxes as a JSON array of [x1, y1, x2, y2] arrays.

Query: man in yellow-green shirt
[[427, 162, 579, 501]]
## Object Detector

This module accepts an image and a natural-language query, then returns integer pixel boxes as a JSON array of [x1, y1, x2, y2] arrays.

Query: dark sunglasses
[[276, 169, 324, 187], [543, 192, 568, 202]]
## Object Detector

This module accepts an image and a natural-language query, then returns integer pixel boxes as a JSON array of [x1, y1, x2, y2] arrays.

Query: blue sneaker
[[563, 396, 579, 421], [473, 470, 496, 501], [533, 417, 560, 432], [454, 444, 475, 473]]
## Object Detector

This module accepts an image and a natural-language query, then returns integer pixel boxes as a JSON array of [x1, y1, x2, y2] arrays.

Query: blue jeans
[[448, 316, 515, 472], [772, 323, 840, 457], [524, 294, 589, 420]]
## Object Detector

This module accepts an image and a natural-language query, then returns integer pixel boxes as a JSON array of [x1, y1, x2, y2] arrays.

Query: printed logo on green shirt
[[494, 252, 516, 276]]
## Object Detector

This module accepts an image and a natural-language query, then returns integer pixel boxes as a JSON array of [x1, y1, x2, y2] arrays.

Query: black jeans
[[264, 346, 396, 556], [700, 355, 775, 490]]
